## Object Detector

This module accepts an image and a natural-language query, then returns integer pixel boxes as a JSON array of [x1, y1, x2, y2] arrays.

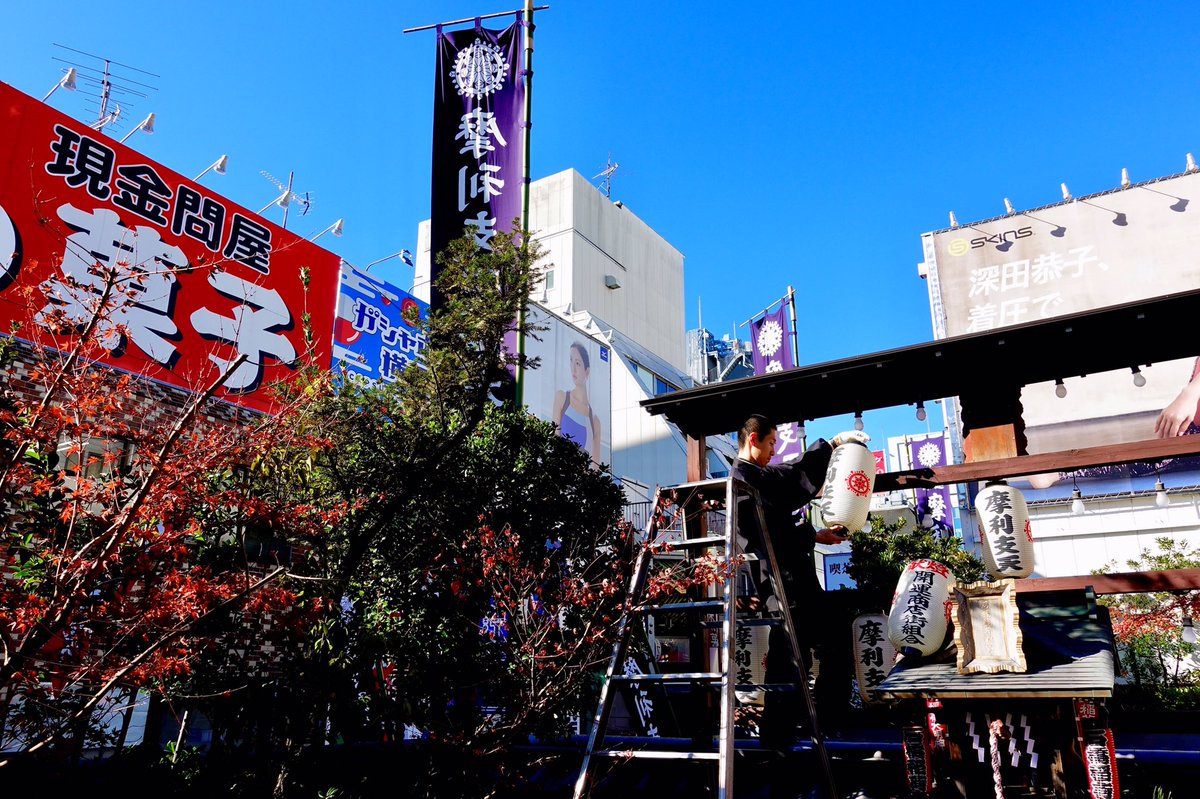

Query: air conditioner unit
[[604, 274, 621, 289]]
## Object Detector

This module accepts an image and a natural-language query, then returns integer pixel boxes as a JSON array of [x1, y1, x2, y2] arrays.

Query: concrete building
[[416, 168, 731, 499], [916, 172, 1200, 579]]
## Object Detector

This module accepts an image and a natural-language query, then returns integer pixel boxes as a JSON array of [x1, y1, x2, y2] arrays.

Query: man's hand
[[831, 430, 871, 448], [815, 526, 849, 545]]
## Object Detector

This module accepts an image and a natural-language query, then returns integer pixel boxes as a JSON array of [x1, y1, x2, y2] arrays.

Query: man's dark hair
[[739, 413, 775, 444]]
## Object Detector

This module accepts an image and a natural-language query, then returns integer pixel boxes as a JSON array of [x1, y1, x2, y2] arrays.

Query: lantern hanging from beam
[[976, 481, 1035, 579]]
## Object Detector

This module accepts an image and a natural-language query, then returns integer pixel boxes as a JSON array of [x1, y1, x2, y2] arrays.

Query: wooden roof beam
[[1015, 568, 1200, 594], [876, 434, 1200, 491]]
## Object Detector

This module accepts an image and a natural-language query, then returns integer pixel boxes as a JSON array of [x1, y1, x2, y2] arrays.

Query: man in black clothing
[[730, 413, 869, 749]]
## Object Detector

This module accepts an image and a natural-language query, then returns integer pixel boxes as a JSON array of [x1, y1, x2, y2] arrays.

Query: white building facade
[[416, 168, 728, 499], [916, 171, 1200, 579]]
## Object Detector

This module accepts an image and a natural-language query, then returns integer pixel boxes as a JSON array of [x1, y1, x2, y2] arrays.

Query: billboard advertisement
[[921, 173, 1200, 453], [522, 305, 611, 466], [0, 82, 339, 414], [333, 263, 427, 381]]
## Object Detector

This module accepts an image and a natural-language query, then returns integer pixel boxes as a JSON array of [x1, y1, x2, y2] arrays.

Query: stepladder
[[573, 477, 838, 799]]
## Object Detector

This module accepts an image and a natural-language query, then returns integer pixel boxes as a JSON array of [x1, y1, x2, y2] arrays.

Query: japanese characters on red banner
[[0, 82, 338, 413]]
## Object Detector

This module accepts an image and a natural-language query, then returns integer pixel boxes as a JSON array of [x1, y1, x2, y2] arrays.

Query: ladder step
[[639, 600, 725, 613], [595, 749, 720, 761], [650, 535, 728, 549], [736, 683, 799, 693], [610, 672, 720, 684], [655, 682, 800, 693], [662, 477, 732, 492], [701, 617, 782, 628]]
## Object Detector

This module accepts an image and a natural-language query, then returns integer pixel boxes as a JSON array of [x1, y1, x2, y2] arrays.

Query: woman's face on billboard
[[570, 346, 588, 387]]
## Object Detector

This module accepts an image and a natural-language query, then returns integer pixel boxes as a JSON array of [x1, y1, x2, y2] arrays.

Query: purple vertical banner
[[750, 305, 795, 375], [749, 302, 799, 464], [430, 17, 525, 310], [908, 434, 955, 534]]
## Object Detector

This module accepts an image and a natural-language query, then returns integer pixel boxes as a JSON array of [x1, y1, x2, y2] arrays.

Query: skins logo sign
[[948, 226, 1034, 255]]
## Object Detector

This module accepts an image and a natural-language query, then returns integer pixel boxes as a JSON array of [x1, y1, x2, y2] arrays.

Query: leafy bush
[[847, 511, 984, 611]]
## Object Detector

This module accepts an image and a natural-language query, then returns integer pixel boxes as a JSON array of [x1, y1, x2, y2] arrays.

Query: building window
[[630, 361, 678, 396], [544, 269, 555, 290], [56, 436, 135, 478]]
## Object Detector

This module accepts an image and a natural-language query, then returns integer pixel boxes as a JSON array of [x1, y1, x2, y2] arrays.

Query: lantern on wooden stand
[[975, 481, 1035, 579], [820, 441, 877, 532], [888, 559, 956, 657]]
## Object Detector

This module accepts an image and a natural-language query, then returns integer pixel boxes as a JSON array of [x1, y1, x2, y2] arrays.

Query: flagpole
[[402, 6, 549, 33], [736, 294, 790, 330], [514, 0, 535, 408], [405, 5, 545, 407], [786, 284, 799, 367]]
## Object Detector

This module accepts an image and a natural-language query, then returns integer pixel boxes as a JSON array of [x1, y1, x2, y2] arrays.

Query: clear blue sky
[[5, 1, 1200, 448]]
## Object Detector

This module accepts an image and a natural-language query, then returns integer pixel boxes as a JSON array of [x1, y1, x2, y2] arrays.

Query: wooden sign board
[[952, 579, 1027, 674]]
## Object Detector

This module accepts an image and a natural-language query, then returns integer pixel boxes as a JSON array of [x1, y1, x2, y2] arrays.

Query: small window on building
[[630, 361, 678, 396], [630, 362, 655, 395], [544, 270, 555, 290], [56, 436, 135, 478]]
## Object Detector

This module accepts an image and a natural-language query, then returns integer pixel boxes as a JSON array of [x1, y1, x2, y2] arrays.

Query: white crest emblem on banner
[[756, 319, 783, 357], [451, 39, 511, 99], [916, 442, 942, 468]]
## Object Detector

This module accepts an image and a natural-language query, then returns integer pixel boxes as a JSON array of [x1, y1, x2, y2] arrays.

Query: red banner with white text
[[0, 81, 338, 413]]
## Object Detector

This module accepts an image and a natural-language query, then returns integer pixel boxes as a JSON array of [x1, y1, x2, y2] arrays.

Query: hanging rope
[[989, 718, 1007, 799]]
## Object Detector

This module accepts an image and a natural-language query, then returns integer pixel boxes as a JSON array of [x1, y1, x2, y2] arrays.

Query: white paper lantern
[[975, 481, 1035, 579], [820, 442, 877, 531], [888, 559, 955, 656], [851, 613, 898, 704]]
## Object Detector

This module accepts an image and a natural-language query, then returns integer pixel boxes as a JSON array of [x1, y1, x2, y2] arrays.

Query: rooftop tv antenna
[[259, 171, 314, 228], [51, 44, 158, 135], [592, 154, 620, 199]]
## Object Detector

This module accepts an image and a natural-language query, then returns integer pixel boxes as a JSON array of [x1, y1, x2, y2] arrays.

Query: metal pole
[[737, 293, 789, 330], [514, 0, 535, 408], [403, 5, 549, 34], [281, 171, 294, 230], [786, 284, 799, 366]]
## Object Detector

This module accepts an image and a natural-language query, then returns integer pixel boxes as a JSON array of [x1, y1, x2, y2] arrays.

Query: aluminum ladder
[[573, 476, 838, 799]]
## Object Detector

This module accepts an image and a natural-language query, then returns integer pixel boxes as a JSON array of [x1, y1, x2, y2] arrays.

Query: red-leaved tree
[[0, 254, 332, 762]]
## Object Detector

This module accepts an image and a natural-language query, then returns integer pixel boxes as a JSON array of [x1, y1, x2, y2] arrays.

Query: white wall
[[609, 348, 687, 492], [534, 170, 686, 372], [1028, 494, 1200, 578]]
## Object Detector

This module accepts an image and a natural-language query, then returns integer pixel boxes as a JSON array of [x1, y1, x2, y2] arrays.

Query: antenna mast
[[51, 44, 158, 134], [592, 154, 620, 199]]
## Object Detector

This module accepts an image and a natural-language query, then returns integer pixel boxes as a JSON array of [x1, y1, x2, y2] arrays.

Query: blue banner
[[332, 262, 427, 382]]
